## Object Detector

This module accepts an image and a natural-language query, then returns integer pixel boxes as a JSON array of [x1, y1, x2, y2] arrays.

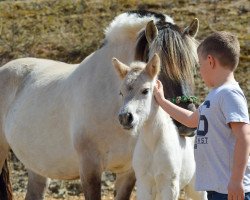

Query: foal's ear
[[112, 58, 130, 79], [183, 18, 199, 37], [145, 54, 161, 79], [145, 20, 158, 44]]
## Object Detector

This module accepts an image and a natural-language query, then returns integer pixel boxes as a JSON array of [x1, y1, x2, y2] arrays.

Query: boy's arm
[[154, 80, 199, 128], [228, 122, 250, 199]]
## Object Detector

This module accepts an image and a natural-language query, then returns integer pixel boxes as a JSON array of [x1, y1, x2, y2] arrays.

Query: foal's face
[[118, 70, 154, 131], [112, 54, 160, 131]]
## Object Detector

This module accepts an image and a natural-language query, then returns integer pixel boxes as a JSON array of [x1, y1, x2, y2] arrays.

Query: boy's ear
[[112, 58, 130, 79], [145, 53, 161, 79], [207, 55, 215, 68]]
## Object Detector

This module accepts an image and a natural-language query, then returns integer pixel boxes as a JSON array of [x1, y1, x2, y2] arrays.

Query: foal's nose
[[118, 112, 133, 128]]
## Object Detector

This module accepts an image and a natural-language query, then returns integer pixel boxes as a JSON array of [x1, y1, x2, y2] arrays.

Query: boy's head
[[197, 31, 240, 71]]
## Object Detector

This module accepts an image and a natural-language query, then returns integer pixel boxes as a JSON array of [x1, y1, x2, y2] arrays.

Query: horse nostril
[[118, 112, 133, 126], [127, 112, 133, 124]]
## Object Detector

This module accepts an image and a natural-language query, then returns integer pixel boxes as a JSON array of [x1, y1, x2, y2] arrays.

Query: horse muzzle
[[118, 112, 134, 130], [175, 101, 196, 137]]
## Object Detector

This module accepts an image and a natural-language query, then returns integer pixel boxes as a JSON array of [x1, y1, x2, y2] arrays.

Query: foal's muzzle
[[118, 112, 134, 130]]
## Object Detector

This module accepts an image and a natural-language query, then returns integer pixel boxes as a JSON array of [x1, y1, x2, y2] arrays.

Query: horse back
[[0, 59, 38, 134], [0, 57, 73, 113]]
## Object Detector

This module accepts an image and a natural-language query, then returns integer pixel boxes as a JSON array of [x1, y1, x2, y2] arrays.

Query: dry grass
[[0, 0, 249, 103]]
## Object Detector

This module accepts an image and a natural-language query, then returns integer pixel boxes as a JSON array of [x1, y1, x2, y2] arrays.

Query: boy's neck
[[212, 67, 236, 88]]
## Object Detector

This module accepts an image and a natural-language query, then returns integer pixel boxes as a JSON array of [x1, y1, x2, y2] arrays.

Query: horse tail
[[0, 159, 13, 200]]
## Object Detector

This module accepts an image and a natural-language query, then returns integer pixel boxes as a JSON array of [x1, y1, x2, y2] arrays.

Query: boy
[[154, 31, 250, 200]]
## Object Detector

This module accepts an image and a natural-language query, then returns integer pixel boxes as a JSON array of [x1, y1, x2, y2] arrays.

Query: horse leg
[[136, 178, 156, 200], [184, 175, 208, 200], [25, 170, 49, 200], [79, 160, 102, 200], [156, 174, 180, 200], [0, 141, 12, 200], [114, 169, 136, 200], [74, 134, 104, 200]]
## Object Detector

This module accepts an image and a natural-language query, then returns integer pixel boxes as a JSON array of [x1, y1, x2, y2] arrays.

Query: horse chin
[[122, 124, 140, 136], [121, 120, 139, 131], [123, 125, 134, 130], [178, 126, 196, 137]]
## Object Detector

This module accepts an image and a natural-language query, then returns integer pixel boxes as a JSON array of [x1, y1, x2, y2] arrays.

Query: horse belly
[[6, 125, 79, 179], [4, 90, 79, 180]]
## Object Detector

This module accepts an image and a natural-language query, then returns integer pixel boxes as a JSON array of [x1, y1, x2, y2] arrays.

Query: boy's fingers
[[154, 80, 159, 89], [156, 80, 162, 88]]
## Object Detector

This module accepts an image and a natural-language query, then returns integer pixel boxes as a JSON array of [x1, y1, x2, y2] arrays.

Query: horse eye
[[119, 91, 123, 97], [142, 88, 149, 95]]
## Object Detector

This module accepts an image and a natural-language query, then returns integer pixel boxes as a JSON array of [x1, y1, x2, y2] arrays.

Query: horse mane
[[135, 21, 199, 87], [104, 10, 174, 45]]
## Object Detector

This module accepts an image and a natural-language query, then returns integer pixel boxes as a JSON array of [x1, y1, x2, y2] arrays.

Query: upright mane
[[135, 20, 199, 92], [104, 10, 174, 45]]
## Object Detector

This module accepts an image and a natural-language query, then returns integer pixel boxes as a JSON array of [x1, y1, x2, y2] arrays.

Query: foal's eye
[[119, 91, 123, 97], [142, 88, 149, 95]]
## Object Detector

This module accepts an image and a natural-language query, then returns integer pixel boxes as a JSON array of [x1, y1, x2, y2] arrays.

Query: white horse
[[112, 54, 207, 200], [0, 10, 199, 200]]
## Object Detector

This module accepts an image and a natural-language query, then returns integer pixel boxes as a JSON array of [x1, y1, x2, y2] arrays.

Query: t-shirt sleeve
[[220, 89, 249, 124]]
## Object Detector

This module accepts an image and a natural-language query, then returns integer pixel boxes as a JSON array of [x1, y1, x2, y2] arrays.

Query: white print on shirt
[[195, 100, 210, 149]]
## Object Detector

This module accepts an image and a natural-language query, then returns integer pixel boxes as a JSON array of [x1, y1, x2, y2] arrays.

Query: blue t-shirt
[[194, 82, 250, 194]]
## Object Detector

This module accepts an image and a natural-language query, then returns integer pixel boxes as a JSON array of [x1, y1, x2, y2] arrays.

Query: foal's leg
[[25, 170, 49, 200], [184, 176, 208, 200], [114, 169, 136, 200], [156, 174, 180, 200], [136, 178, 156, 200]]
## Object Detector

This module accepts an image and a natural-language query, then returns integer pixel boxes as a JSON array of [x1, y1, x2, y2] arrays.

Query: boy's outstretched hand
[[154, 80, 165, 104]]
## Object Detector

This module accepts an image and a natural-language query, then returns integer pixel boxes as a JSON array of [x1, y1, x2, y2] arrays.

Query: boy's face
[[198, 53, 214, 87]]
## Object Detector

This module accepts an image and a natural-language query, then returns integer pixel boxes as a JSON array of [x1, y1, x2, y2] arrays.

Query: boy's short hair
[[197, 31, 240, 71]]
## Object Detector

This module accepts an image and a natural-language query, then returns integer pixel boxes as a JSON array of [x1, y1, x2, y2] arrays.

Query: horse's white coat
[[0, 11, 173, 198], [113, 56, 207, 200]]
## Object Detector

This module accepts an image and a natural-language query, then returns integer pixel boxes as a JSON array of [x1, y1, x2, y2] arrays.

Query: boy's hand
[[228, 122, 250, 200], [228, 179, 244, 200], [154, 80, 165, 104]]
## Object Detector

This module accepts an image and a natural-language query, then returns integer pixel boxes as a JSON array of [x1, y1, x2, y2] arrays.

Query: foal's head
[[112, 54, 160, 132], [135, 17, 199, 136]]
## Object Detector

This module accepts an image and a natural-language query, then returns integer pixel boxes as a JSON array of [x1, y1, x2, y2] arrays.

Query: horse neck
[[86, 38, 137, 67], [69, 40, 137, 83], [140, 105, 178, 151]]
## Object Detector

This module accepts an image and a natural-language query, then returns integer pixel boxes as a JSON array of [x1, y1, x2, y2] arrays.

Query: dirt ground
[[0, 0, 249, 199]]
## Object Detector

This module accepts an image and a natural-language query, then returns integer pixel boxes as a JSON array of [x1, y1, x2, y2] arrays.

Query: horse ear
[[112, 58, 130, 79], [183, 18, 199, 37], [145, 53, 161, 79], [145, 20, 158, 44]]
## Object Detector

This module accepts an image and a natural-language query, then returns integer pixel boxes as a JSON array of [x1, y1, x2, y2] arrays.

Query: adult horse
[[0, 10, 199, 200], [112, 54, 206, 200]]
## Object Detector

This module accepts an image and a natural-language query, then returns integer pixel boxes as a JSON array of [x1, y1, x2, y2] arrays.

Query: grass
[[2, 0, 248, 108]]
